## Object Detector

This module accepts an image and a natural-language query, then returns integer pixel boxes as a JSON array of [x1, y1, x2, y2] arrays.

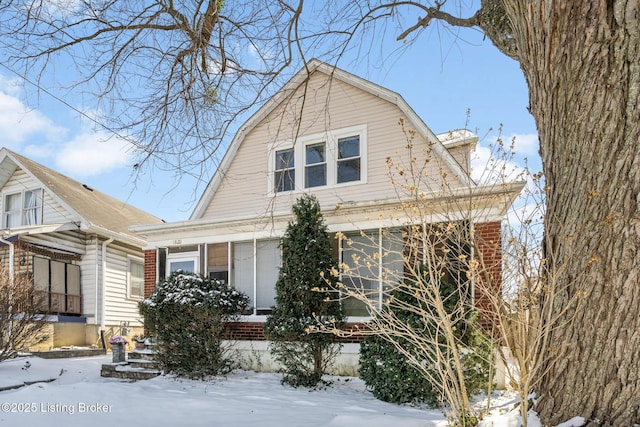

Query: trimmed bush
[[139, 271, 249, 378], [264, 194, 345, 387]]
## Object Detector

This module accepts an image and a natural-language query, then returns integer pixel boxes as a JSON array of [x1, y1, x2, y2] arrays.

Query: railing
[[35, 291, 82, 315]]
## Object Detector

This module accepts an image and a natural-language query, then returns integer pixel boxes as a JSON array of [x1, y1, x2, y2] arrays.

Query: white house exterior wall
[[201, 72, 463, 221], [103, 240, 144, 327], [1, 169, 76, 225]]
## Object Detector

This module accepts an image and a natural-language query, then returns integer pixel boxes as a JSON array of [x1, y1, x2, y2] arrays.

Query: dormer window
[[3, 188, 43, 227]]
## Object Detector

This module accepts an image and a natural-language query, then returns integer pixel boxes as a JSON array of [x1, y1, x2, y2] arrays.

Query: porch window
[[231, 239, 281, 315], [340, 229, 404, 317], [33, 256, 81, 315]]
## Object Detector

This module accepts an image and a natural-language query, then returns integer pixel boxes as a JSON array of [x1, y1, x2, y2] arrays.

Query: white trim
[[190, 60, 470, 220], [1, 187, 43, 228], [127, 255, 145, 300], [267, 125, 368, 196], [167, 252, 200, 276]]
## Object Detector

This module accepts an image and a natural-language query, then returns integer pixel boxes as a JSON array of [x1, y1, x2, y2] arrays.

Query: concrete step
[[126, 358, 159, 370], [127, 349, 157, 361], [100, 362, 161, 380]]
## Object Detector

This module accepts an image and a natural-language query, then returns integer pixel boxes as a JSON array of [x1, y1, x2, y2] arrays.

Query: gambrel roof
[[0, 148, 164, 244], [190, 59, 475, 220]]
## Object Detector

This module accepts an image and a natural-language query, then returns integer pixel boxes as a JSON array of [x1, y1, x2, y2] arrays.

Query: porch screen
[[256, 239, 280, 311], [32, 257, 81, 314], [233, 241, 254, 310]]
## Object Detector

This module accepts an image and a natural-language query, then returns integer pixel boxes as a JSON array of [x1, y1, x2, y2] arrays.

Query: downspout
[[99, 236, 115, 349], [0, 235, 14, 280], [0, 235, 14, 354]]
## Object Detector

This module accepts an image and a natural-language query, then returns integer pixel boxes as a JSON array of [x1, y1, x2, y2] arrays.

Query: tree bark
[[501, 1, 640, 425]]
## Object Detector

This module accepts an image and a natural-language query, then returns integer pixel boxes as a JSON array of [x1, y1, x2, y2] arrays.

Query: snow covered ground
[[0, 355, 581, 426]]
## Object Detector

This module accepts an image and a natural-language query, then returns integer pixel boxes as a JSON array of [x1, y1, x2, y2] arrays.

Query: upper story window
[[270, 125, 367, 194], [337, 135, 361, 184], [274, 148, 295, 192], [305, 142, 327, 188], [3, 189, 43, 228]]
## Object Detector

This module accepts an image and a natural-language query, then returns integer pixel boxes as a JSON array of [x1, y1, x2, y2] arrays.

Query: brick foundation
[[224, 322, 369, 343]]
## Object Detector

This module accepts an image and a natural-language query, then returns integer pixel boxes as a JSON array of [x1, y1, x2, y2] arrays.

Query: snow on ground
[[0, 355, 580, 427]]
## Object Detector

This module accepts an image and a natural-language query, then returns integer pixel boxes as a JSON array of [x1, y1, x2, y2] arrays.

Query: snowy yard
[[0, 355, 580, 427]]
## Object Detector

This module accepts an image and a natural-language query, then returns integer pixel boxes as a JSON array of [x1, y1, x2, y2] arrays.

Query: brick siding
[[473, 221, 503, 333], [224, 322, 369, 343], [144, 250, 157, 298]]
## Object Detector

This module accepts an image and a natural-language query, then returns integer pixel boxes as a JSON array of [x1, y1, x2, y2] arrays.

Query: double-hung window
[[305, 142, 327, 188], [274, 148, 295, 193], [337, 135, 361, 184], [270, 125, 366, 194], [128, 257, 145, 299], [3, 189, 43, 227]]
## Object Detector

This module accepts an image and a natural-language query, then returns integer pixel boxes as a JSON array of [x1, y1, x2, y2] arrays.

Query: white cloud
[[51, 132, 134, 177], [0, 89, 67, 148]]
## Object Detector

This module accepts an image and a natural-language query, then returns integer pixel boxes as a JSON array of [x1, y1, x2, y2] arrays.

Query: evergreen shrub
[[264, 194, 345, 387], [139, 271, 249, 378]]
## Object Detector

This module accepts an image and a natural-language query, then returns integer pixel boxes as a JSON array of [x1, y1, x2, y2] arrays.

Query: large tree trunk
[[501, 1, 640, 425]]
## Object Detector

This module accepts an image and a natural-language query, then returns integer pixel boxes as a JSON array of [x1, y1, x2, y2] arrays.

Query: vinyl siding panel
[[1, 169, 77, 225], [202, 71, 462, 220], [103, 241, 144, 327], [81, 236, 99, 324]]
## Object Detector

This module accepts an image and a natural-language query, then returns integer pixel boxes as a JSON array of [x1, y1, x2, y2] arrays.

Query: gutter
[[99, 236, 115, 349]]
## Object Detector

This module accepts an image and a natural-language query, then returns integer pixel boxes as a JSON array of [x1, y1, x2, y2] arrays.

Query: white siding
[[1, 169, 77, 225], [103, 241, 145, 327], [81, 236, 99, 324]]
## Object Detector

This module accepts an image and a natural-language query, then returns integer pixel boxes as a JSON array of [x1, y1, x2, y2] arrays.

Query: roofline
[[135, 180, 525, 236], [189, 59, 474, 220], [0, 148, 154, 246]]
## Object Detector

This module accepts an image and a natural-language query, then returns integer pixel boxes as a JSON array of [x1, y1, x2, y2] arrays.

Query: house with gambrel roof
[[131, 60, 523, 372], [0, 148, 164, 350]]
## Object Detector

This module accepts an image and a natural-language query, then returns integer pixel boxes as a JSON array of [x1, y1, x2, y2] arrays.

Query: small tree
[[264, 194, 345, 387], [139, 271, 249, 379], [0, 265, 48, 362]]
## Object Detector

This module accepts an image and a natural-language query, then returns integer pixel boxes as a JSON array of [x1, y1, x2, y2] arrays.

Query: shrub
[[0, 266, 49, 362], [264, 194, 345, 387], [359, 279, 492, 406], [139, 271, 249, 378]]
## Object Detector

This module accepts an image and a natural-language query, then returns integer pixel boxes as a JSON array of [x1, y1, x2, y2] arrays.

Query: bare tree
[[0, 265, 49, 362], [1, 0, 307, 177], [3, 1, 639, 424]]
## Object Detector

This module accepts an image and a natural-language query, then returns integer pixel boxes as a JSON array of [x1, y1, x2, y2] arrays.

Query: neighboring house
[[131, 60, 523, 373], [0, 148, 164, 350]]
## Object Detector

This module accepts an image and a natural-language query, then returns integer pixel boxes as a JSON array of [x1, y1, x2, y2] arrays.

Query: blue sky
[[0, 9, 539, 223]]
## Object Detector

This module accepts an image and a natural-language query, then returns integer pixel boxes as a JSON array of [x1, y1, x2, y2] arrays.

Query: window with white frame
[[305, 142, 327, 188], [337, 135, 361, 183], [270, 125, 367, 194], [128, 257, 144, 299], [3, 189, 43, 228], [167, 253, 199, 275], [274, 148, 295, 193]]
